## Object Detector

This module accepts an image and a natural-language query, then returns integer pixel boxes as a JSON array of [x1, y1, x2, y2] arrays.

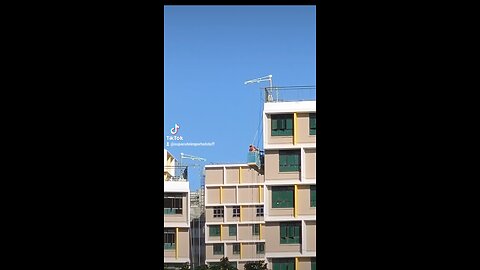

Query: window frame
[[280, 222, 301, 244], [213, 207, 224, 218], [279, 150, 301, 172], [252, 224, 260, 236], [164, 228, 176, 249], [272, 186, 294, 208], [273, 258, 295, 270], [309, 113, 316, 135], [232, 206, 240, 218], [271, 114, 293, 136], [256, 206, 264, 217], [256, 242, 265, 254], [213, 244, 224, 255], [229, 225, 237, 236], [232, 243, 240, 254], [209, 225, 221, 237], [164, 193, 183, 214], [310, 185, 316, 207]]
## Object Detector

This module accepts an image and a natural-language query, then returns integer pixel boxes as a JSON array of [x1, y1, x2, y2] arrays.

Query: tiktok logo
[[170, 124, 180, 135]]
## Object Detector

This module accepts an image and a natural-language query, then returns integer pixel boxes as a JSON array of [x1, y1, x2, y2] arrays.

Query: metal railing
[[164, 166, 188, 181], [264, 86, 316, 103]]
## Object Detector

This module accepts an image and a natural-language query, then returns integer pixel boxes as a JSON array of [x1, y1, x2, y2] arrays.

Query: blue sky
[[164, 6, 316, 190]]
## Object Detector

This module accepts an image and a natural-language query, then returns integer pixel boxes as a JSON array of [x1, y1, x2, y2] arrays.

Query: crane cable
[[251, 88, 264, 149]]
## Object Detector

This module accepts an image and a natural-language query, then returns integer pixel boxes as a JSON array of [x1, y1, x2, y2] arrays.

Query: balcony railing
[[164, 166, 188, 181], [264, 86, 316, 103]]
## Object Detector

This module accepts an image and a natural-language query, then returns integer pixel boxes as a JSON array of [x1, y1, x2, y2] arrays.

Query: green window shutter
[[289, 152, 300, 171], [272, 188, 281, 208], [285, 116, 293, 135], [279, 153, 288, 172], [210, 225, 220, 236], [288, 225, 295, 243], [278, 117, 285, 130], [280, 224, 287, 244], [286, 188, 293, 208], [279, 154, 287, 166], [272, 117, 278, 130], [294, 224, 301, 243], [285, 117, 292, 129], [273, 262, 281, 270], [311, 258, 316, 270], [252, 224, 259, 235], [287, 153, 295, 171], [310, 114, 316, 128], [229, 225, 236, 236], [288, 260, 294, 270], [310, 114, 316, 135], [311, 186, 316, 207], [293, 152, 300, 166]]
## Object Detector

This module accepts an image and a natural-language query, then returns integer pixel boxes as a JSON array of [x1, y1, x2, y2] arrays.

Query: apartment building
[[164, 149, 191, 269], [204, 163, 266, 270], [262, 100, 316, 270], [203, 88, 316, 270]]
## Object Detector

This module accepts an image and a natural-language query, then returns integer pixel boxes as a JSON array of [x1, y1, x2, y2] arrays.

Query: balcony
[[264, 86, 316, 103], [164, 166, 188, 181]]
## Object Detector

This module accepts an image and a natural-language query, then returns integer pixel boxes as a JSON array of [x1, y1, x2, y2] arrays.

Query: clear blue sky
[[164, 6, 316, 190]]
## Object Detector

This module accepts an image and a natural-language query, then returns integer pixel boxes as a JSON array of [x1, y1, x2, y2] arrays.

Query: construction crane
[[180, 153, 206, 167], [244, 74, 277, 102]]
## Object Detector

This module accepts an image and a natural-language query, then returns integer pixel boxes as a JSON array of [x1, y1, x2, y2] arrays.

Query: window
[[311, 258, 316, 270], [233, 243, 240, 254], [252, 224, 260, 236], [164, 228, 175, 249], [213, 207, 224, 218], [209, 225, 220, 237], [279, 150, 300, 172], [229, 225, 236, 236], [164, 193, 183, 214], [271, 114, 293, 136], [164, 264, 184, 270], [213, 244, 224, 255], [309, 113, 316, 135], [256, 243, 265, 254], [310, 186, 316, 207], [280, 222, 301, 244], [272, 186, 294, 208], [273, 258, 295, 270], [233, 206, 240, 217], [256, 206, 264, 217]]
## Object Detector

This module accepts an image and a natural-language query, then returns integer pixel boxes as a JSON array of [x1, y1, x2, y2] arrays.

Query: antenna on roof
[[244, 75, 276, 102]]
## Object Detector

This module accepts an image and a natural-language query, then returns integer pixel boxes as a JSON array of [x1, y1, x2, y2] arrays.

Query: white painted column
[[301, 147, 306, 182], [302, 219, 307, 254]]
